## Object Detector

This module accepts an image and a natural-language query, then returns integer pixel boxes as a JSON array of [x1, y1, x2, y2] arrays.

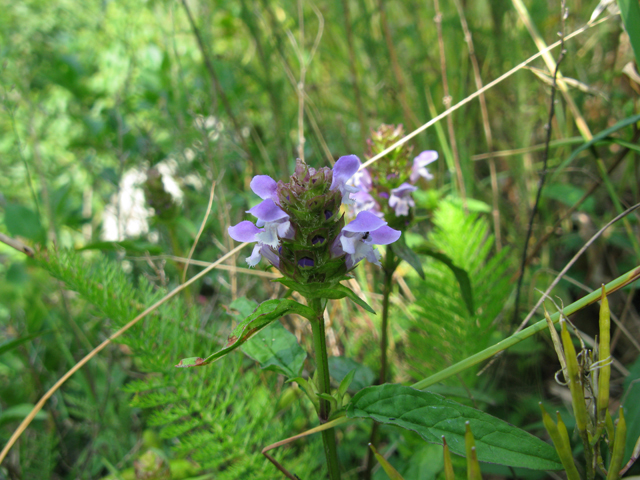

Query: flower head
[[228, 156, 389, 280], [347, 124, 438, 230]]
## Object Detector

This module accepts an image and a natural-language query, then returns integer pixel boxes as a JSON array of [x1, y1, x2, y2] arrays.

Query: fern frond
[[406, 200, 513, 386]]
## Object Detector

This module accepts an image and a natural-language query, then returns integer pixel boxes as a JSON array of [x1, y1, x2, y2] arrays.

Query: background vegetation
[[1, 0, 639, 478]]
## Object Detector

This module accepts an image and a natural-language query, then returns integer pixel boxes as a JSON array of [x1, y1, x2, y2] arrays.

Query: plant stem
[[310, 298, 341, 480], [379, 246, 396, 385], [363, 246, 397, 480]]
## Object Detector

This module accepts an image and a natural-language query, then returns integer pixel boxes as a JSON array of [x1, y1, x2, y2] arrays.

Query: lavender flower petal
[[246, 244, 263, 267], [228, 221, 261, 242], [352, 190, 380, 216], [247, 199, 289, 223], [260, 245, 280, 268], [256, 222, 281, 248], [250, 175, 278, 200], [276, 219, 295, 240], [330, 154, 361, 204], [349, 168, 372, 191], [410, 150, 438, 183], [389, 182, 417, 216], [367, 225, 401, 245], [342, 211, 387, 233]]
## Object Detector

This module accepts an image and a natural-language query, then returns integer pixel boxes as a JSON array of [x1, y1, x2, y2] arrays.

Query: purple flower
[[246, 198, 294, 248], [228, 221, 280, 268], [250, 175, 278, 199], [330, 155, 361, 205], [331, 211, 401, 269], [349, 167, 372, 192], [389, 183, 417, 216], [228, 175, 293, 267], [410, 150, 438, 183], [351, 189, 382, 217]]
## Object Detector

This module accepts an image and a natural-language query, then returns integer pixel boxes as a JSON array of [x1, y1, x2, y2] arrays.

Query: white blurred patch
[[101, 160, 184, 241], [156, 158, 184, 204], [102, 169, 151, 241]]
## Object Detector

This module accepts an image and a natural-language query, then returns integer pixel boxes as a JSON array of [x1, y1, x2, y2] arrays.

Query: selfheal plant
[[182, 155, 400, 479], [350, 124, 438, 231]]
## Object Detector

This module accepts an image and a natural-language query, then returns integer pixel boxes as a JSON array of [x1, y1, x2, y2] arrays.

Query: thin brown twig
[[513, 1, 567, 323], [259, 0, 334, 166], [521, 128, 640, 272], [452, 0, 500, 247], [539, 267, 640, 353], [180, 0, 255, 173], [0, 233, 35, 257], [378, 0, 419, 129], [358, 15, 614, 172], [182, 181, 216, 284], [261, 417, 350, 479], [433, 0, 467, 211], [341, 0, 367, 151], [478, 202, 640, 377], [0, 242, 249, 464], [142, 254, 280, 279]]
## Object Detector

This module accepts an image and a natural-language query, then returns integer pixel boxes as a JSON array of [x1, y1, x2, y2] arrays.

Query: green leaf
[[3, 204, 45, 242], [0, 331, 51, 357], [288, 376, 320, 411], [551, 113, 640, 181], [329, 356, 375, 393], [414, 245, 474, 314], [447, 196, 492, 214], [391, 234, 425, 279], [175, 298, 315, 368], [274, 278, 375, 314], [618, 0, 640, 66], [227, 297, 259, 319], [0, 404, 48, 428], [241, 321, 307, 378], [347, 384, 563, 471], [542, 183, 595, 212], [622, 356, 640, 465], [338, 369, 357, 399]]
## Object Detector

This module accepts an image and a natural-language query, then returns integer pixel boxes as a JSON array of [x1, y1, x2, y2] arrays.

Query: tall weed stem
[[310, 298, 341, 480]]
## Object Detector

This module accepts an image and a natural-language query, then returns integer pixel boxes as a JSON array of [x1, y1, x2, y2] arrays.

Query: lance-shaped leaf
[[175, 298, 315, 368], [390, 234, 425, 279], [347, 384, 563, 471], [414, 244, 474, 314], [241, 321, 307, 378], [274, 277, 375, 313]]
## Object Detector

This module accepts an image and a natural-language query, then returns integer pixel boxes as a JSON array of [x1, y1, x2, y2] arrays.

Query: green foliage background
[[1, 0, 639, 478]]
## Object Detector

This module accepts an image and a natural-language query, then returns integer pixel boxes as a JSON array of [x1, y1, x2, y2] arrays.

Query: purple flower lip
[[247, 199, 288, 223], [298, 257, 315, 268], [330, 155, 361, 205], [411, 150, 438, 183], [250, 175, 278, 200], [228, 221, 281, 268], [389, 182, 417, 216], [378, 192, 389, 199], [332, 211, 401, 269]]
